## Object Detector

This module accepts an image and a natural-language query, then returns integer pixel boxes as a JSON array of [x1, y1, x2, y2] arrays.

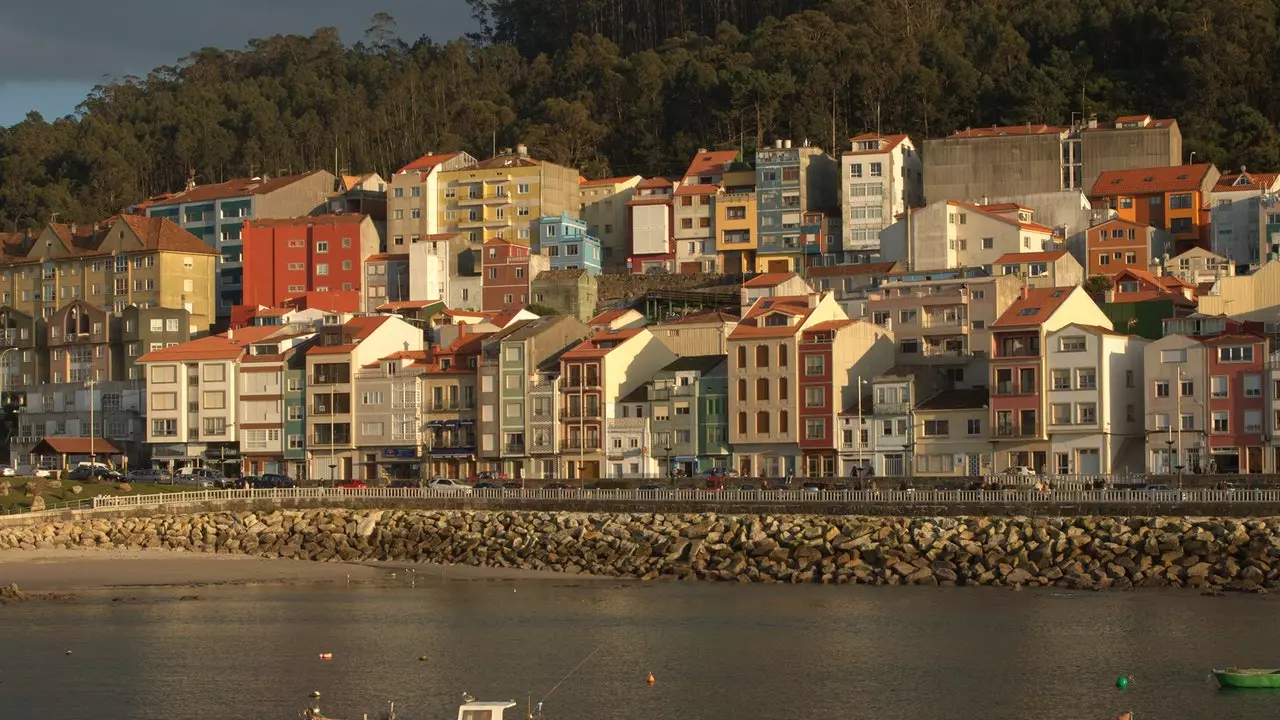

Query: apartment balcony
[[918, 344, 979, 362], [920, 316, 969, 333], [528, 440, 557, 455], [561, 440, 601, 452], [873, 402, 912, 416], [559, 408, 602, 420], [456, 216, 511, 230], [994, 423, 1038, 438], [649, 385, 694, 400], [428, 402, 462, 413], [993, 382, 1037, 396], [561, 377, 601, 389], [455, 192, 511, 207], [503, 443, 526, 455], [1049, 417, 1099, 429]]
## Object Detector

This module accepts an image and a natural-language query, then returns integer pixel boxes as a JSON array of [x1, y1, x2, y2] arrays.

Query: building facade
[[840, 133, 923, 255], [538, 213, 602, 274], [241, 214, 381, 314], [580, 175, 641, 273]]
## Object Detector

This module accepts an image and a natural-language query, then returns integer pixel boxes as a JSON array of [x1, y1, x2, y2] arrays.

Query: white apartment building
[[880, 201, 1056, 271], [840, 133, 923, 254], [1045, 324, 1148, 474], [387, 152, 480, 244], [1210, 170, 1279, 268]]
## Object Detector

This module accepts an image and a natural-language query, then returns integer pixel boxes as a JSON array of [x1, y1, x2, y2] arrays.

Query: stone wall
[[3, 509, 1279, 589]]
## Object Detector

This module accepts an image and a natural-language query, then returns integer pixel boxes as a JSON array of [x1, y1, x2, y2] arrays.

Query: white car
[[1005, 466, 1037, 477], [0, 465, 14, 477], [426, 478, 473, 495]]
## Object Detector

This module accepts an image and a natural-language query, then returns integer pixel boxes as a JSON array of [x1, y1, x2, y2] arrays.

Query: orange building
[[1089, 164, 1219, 254], [1085, 218, 1168, 277]]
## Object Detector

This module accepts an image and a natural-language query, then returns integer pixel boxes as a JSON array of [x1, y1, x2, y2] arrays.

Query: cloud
[[0, 0, 477, 85]]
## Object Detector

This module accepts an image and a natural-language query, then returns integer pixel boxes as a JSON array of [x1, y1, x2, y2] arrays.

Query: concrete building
[[1089, 164, 1220, 255], [146, 170, 337, 317], [579, 175, 641, 273], [241, 214, 381, 314], [15, 379, 147, 471], [755, 140, 838, 273], [476, 315, 590, 479], [1045, 323, 1148, 474], [530, 269, 598, 323], [912, 388, 992, 476], [538, 213, 602, 274], [480, 239, 550, 312], [924, 115, 1182, 205], [992, 250, 1084, 290], [988, 286, 1113, 472], [646, 355, 731, 477], [673, 149, 738, 274], [1086, 218, 1170, 277], [438, 147, 581, 247], [1143, 332, 1231, 474], [648, 310, 739, 357], [739, 273, 814, 313], [405, 233, 479, 310], [714, 188, 758, 275], [303, 315, 424, 481], [880, 201, 1057, 271], [1211, 170, 1280, 268], [840, 133, 923, 256], [804, 261, 903, 317], [237, 327, 316, 478], [557, 328, 676, 480], [627, 178, 677, 273], [362, 252, 411, 312], [387, 151, 479, 245]]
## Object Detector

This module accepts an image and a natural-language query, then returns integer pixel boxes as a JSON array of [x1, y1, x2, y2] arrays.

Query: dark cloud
[[0, 0, 477, 84]]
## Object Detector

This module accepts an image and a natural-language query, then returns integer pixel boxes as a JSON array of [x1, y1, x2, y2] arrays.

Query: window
[[805, 355, 824, 376], [966, 418, 981, 435], [1161, 349, 1186, 363], [203, 364, 226, 382], [922, 420, 948, 437], [1246, 410, 1263, 433], [1211, 375, 1228, 398], [778, 377, 788, 401], [1212, 411, 1229, 433], [1154, 381, 1169, 398], [1076, 368, 1096, 390], [755, 345, 769, 368], [850, 163, 863, 178], [1077, 403, 1097, 424], [1245, 374, 1262, 398], [202, 417, 227, 436], [981, 237, 994, 250], [1180, 379, 1194, 397], [778, 345, 788, 367], [1059, 336, 1085, 352], [517, 183, 530, 194], [1051, 369, 1070, 390], [202, 391, 226, 409], [316, 241, 329, 253], [151, 419, 177, 437], [1170, 217, 1193, 234], [755, 411, 770, 434], [899, 309, 918, 324], [756, 378, 770, 401], [805, 419, 825, 440], [736, 346, 747, 369], [1169, 193, 1193, 210], [1219, 346, 1254, 363], [1052, 403, 1072, 425], [1153, 413, 1170, 430], [805, 386, 824, 408], [1125, 370, 1135, 388], [150, 392, 177, 411], [316, 263, 329, 275]]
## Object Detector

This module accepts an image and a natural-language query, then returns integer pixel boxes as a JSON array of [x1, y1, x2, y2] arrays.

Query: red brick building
[[241, 214, 380, 314], [1202, 333, 1268, 473], [481, 239, 549, 311], [797, 320, 854, 476]]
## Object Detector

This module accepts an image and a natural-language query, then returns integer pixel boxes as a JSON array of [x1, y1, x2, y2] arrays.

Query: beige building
[[304, 315, 424, 481], [865, 271, 1022, 362], [911, 388, 992, 476], [588, 308, 647, 332], [992, 250, 1084, 290], [1143, 333, 1209, 473], [387, 152, 479, 245], [580, 175, 641, 272], [439, 147, 580, 247], [881, 201, 1058, 272], [649, 310, 739, 357], [6, 216, 218, 332], [530, 269, 597, 323], [740, 272, 814, 313]]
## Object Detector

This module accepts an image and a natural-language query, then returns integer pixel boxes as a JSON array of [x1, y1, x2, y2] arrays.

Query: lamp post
[[855, 376, 868, 479], [665, 440, 673, 485], [86, 379, 97, 468]]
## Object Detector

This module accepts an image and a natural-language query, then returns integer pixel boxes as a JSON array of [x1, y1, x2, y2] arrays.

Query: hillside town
[[5, 114, 1280, 482]]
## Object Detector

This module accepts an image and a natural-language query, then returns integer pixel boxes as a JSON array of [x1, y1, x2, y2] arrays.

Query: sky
[[0, 0, 477, 127]]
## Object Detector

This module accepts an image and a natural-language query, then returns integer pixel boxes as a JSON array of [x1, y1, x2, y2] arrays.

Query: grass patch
[[0, 477, 187, 514]]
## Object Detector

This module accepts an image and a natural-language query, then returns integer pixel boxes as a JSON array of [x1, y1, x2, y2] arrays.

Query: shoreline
[[0, 548, 609, 592]]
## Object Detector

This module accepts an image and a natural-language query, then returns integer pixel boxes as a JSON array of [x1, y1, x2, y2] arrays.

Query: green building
[[648, 355, 729, 477]]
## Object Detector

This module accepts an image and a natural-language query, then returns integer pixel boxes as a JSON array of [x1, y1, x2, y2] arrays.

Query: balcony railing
[[873, 402, 912, 416], [562, 377, 601, 389], [503, 444, 526, 455], [993, 382, 1037, 396], [994, 347, 1040, 359], [995, 423, 1038, 438], [561, 440, 601, 451], [560, 409, 601, 420]]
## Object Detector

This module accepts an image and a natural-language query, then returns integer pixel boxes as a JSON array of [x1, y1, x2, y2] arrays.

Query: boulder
[[70, 485, 83, 495], [28, 495, 45, 512], [117, 483, 132, 492]]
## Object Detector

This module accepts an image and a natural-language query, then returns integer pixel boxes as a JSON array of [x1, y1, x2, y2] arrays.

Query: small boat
[[456, 699, 520, 720], [1213, 668, 1280, 688]]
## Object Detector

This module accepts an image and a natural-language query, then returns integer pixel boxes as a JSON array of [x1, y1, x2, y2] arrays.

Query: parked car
[[702, 467, 738, 478], [473, 481, 505, 489], [389, 479, 422, 489], [337, 479, 368, 489], [542, 482, 578, 490], [127, 468, 171, 484], [637, 483, 667, 491], [176, 468, 222, 488], [802, 481, 832, 493], [468, 470, 510, 482], [69, 466, 122, 482], [0, 465, 15, 477], [260, 473, 295, 488], [426, 478, 473, 494], [502, 481, 524, 489], [1005, 466, 1038, 477]]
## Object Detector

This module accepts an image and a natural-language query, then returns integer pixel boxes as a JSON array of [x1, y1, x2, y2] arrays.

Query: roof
[[672, 184, 720, 196], [137, 326, 282, 362], [661, 354, 727, 373], [994, 251, 1067, 264], [946, 201, 1054, 234], [805, 262, 899, 278], [343, 315, 392, 340], [620, 385, 649, 403], [376, 300, 442, 312], [655, 310, 739, 326], [1091, 217, 1151, 232], [397, 152, 461, 174], [534, 268, 589, 281], [729, 295, 817, 339], [991, 287, 1077, 328], [580, 175, 641, 187], [805, 319, 856, 333], [32, 437, 123, 455], [474, 154, 540, 170], [117, 216, 219, 255], [246, 214, 366, 230], [843, 133, 909, 156], [1214, 171, 1280, 193], [589, 308, 636, 325], [1059, 323, 1129, 337], [1200, 332, 1265, 346], [149, 171, 328, 207], [491, 308, 525, 328], [1090, 164, 1212, 197], [683, 150, 739, 179], [947, 124, 1066, 139], [743, 272, 797, 288], [977, 202, 1032, 213], [440, 308, 490, 320], [365, 253, 409, 262], [637, 177, 675, 190], [916, 388, 990, 411], [562, 328, 643, 359]]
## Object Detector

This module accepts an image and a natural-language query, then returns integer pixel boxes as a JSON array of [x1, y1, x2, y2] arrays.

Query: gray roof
[[661, 354, 727, 373], [620, 385, 650, 403], [916, 387, 990, 411]]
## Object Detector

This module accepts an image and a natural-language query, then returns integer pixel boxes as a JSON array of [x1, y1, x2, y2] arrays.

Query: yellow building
[[437, 146, 581, 247], [580, 175, 642, 273], [714, 189, 758, 274], [0, 215, 218, 332], [912, 388, 993, 476]]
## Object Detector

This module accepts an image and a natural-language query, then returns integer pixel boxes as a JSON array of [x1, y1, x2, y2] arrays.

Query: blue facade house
[[538, 213, 603, 275]]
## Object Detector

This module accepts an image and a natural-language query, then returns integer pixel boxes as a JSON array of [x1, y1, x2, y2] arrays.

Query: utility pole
[[87, 379, 96, 468], [1175, 365, 1183, 487]]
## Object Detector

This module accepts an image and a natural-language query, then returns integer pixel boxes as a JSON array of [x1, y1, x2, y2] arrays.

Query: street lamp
[[664, 439, 673, 485]]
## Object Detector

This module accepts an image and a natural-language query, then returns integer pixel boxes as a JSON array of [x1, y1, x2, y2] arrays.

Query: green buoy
[[1115, 676, 1129, 689]]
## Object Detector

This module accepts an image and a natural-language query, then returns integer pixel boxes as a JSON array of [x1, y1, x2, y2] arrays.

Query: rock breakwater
[[3, 510, 1280, 589]]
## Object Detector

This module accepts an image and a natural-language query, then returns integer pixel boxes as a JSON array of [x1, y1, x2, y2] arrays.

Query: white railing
[[22, 486, 1274, 516]]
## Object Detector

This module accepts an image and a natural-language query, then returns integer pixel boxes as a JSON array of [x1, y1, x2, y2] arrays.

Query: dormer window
[[763, 313, 790, 326]]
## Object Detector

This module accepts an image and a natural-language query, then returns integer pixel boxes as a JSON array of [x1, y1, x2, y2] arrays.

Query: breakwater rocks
[[4, 510, 1280, 589]]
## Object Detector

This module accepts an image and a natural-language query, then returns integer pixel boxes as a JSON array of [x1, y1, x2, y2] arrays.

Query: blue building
[[538, 213, 603, 275], [754, 140, 839, 273]]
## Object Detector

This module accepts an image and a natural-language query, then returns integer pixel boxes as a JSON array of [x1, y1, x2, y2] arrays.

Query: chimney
[[1088, 114, 1098, 130], [516, 144, 528, 157], [1020, 286, 1030, 300], [808, 293, 819, 308], [784, 139, 792, 149], [775, 139, 783, 149], [227, 327, 234, 341]]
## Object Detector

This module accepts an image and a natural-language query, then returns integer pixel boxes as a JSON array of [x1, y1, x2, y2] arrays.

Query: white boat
[[457, 700, 519, 720]]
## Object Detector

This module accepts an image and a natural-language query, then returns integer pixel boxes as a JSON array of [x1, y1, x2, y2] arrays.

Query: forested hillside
[[3, 0, 1279, 228]]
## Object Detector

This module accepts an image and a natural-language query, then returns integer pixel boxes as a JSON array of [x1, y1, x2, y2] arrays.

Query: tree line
[[3, 0, 1280, 229]]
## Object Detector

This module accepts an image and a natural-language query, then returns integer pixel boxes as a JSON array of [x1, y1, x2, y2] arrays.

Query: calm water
[[2, 579, 1278, 720]]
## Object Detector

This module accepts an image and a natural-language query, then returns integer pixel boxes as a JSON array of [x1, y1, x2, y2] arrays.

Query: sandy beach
[[0, 548, 610, 592]]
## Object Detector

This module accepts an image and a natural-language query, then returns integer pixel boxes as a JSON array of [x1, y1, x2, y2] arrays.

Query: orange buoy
[[317, 653, 334, 660], [647, 672, 655, 685]]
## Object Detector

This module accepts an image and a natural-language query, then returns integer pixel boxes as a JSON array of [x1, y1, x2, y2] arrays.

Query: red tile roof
[[991, 287, 1077, 328], [1200, 333, 1265, 346], [673, 184, 720, 196], [994, 251, 1068, 264], [730, 295, 817, 339], [344, 315, 391, 340], [655, 310, 739, 326], [365, 253, 409, 262], [117, 215, 219, 255], [843, 133, 909, 156], [637, 177, 676, 190], [948, 124, 1066, 139], [307, 344, 357, 355], [376, 300, 441, 312], [683, 150, 739, 179], [137, 326, 283, 362], [440, 308, 491, 320], [562, 328, 643, 359], [149, 171, 328, 207], [743, 272, 798, 288], [1091, 164, 1212, 197], [1214, 171, 1280, 193], [805, 262, 900, 278], [947, 202, 1055, 234], [626, 197, 672, 207], [805, 319, 856, 332], [397, 152, 461, 174], [33, 437, 122, 455], [474, 154, 541, 170], [246, 214, 366, 229], [589, 308, 635, 325]]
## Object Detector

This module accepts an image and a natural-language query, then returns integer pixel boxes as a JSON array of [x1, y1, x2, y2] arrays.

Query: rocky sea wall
[[3, 509, 1280, 590]]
